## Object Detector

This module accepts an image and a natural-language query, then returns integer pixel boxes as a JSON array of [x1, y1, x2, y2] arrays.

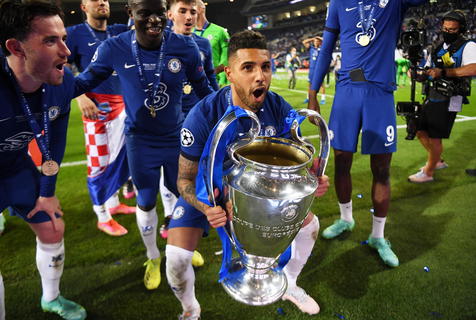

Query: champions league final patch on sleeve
[[168, 58, 182, 73], [181, 128, 195, 147]]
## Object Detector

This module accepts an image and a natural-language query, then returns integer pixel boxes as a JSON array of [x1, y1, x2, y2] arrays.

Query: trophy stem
[[221, 258, 287, 306]]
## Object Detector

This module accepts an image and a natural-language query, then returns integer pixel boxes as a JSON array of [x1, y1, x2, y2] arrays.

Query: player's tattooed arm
[[177, 155, 209, 213]]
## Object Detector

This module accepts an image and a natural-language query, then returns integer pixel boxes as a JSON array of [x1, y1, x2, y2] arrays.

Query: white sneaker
[[282, 286, 320, 315], [420, 160, 448, 171], [408, 170, 434, 183]]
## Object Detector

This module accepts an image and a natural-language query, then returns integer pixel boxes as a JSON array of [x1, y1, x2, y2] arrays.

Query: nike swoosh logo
[[384, 142, 395, 147], [88, 42, 97, 46], [346, 7, 357, 11], [124, 63, 136, 69]]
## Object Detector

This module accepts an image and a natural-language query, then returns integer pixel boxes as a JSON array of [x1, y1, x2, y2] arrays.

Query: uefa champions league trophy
[[206, 108, 329, 306]]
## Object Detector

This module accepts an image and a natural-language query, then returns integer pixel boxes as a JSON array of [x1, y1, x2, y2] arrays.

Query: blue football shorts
[[0, 164, 58, 224], [168, 197, 210, 236], [125, 134, 180, 208], [329, 82, 397, 154]]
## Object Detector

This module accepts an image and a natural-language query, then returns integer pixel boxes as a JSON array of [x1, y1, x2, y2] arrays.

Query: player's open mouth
[[252, 87, 266, 100], [55, 63, 65, 71], [146, 25, 162, 36], [185, 23, 193, 27]]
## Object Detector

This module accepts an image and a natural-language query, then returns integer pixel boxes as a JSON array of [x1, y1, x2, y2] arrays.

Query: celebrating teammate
[[0, 1, 86, 319], [165, 30, 329, 319], [158, 0, 219, 255], [168, 0, 219, 117], [75, 0, 213, 290], [193, 0, 230, 86], [308, 0, 427, 267], [67, 0, 135, 237]]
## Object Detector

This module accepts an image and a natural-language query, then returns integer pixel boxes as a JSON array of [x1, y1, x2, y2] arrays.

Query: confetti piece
[[429, 311, 443, 318], [215, 250, 223, 255], [357, 194, 363, 199], [370, 208, 375, 213], [361, 240, 369, 245], [277, 307, 285, 315], [424, 266, 430, 272], [335, 313, 346, 320]]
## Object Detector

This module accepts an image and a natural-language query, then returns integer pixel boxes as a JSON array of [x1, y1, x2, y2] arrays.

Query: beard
[[234, 83, 267, 113]]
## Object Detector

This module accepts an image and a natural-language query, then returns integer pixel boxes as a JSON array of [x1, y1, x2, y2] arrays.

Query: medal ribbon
[[131, 32, 166, 113], [4, 60, 53, 163], [84, 22, 111, 43], [358, 1, 377, 35]]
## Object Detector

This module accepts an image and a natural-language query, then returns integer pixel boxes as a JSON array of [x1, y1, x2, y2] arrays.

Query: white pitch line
[[60, 116, 476, 167], [61, 160, 87, 167], [271, 86, 335, 98]]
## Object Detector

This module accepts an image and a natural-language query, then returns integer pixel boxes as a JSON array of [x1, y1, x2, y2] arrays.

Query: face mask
[[442, 32, 459, 44]]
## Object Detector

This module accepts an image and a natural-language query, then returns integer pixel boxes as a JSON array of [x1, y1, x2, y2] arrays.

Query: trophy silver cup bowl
[[207, 109, 329, 306]]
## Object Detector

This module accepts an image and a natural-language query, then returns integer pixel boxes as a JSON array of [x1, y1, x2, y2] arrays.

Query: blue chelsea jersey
[[182, 33, 219, 113], [75, 29, 213, 145], [0, 58, 77, 196], [321, 0, 426, 91], [180, 86, 293, 161], [66, 23, 128, 95]]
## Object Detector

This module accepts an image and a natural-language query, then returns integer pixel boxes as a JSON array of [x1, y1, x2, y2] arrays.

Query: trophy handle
[[207, 109, 261, 241], [290, 109, 330, 177]]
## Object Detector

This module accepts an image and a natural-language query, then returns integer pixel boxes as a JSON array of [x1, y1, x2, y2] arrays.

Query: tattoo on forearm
[[177, 156, 208, 213]]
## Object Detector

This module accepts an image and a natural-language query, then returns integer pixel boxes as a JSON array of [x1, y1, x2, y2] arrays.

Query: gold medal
[[149, 106, 156, 118], [41, 160, 59, 176], [183, 84, 192, 95], [358, 34, 370, 46]]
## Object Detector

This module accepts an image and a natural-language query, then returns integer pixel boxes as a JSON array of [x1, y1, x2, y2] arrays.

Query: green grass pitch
[[1, 71, 476, 320]]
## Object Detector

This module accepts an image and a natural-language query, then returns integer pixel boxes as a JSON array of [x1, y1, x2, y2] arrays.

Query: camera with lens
[[400, 19, 427, 65], [396, 101, 422, 140], [396, 19, 427, 140], [433, 77, 471, 97]]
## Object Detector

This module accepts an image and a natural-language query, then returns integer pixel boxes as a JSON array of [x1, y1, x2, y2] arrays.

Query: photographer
[[408, 10, 476, 183]]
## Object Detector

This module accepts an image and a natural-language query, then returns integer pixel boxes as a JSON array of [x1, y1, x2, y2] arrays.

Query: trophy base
[[221, 258, 287, 306]]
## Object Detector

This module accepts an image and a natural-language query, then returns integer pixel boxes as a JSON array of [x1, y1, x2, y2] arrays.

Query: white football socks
[[283, 215, 319, 288], [371, 216, 387, 239], [339, 201, 353, 222], [0, 271, 5, 320], [36, 238, 64, 302], [93, 205, 112, 223], [166, 245, 199, 312], [104, 192, 120, 210], [159, 173, 178, 218], [136, 206, 160, 260]]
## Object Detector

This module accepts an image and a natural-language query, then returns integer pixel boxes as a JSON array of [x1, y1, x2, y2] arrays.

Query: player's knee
[[33, 220, 65, 244], [372, 165, 390, 182]]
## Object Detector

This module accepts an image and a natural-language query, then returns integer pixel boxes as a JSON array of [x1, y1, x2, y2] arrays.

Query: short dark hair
[[228, 30, 268, 60], [0, 0, 64, 56], [167, 0, 196, 9], [442, 10, 467, 33]]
